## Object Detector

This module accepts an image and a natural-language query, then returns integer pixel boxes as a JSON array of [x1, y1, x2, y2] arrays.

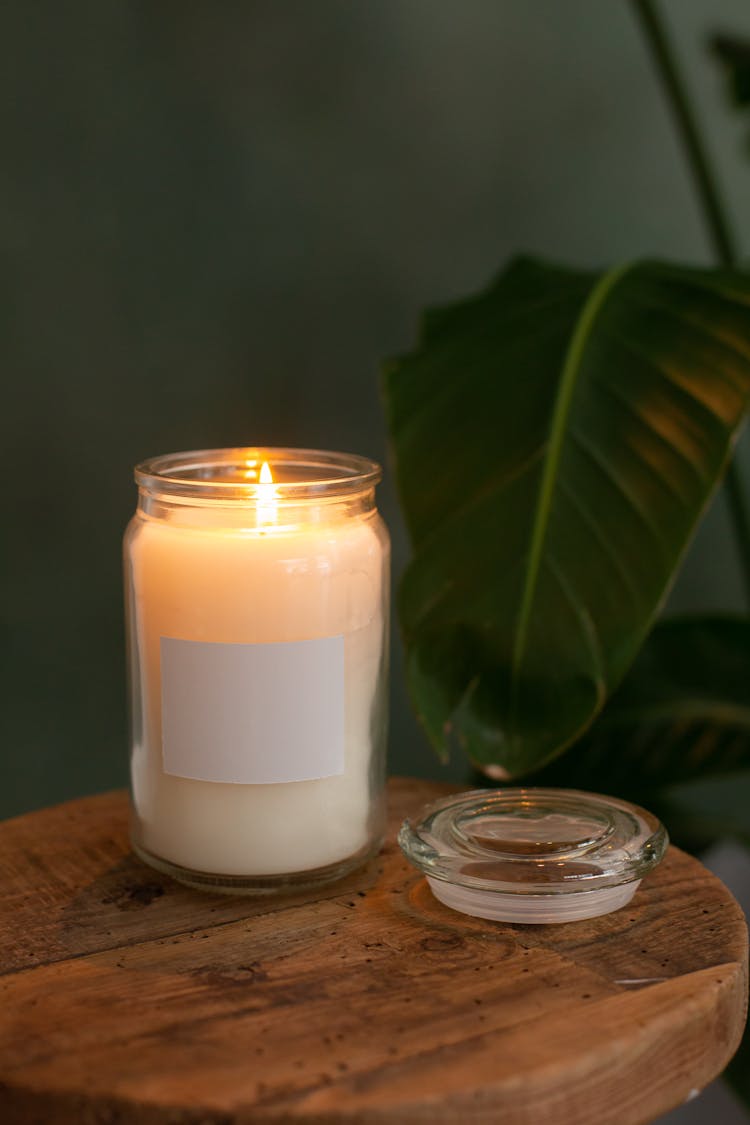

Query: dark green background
[[3, 0, 750, 820]]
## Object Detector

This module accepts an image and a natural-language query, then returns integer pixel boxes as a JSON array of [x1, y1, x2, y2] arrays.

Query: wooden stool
[[0, 777, 746, 1124]]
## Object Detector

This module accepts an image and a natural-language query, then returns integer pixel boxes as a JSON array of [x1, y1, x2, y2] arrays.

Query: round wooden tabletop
[[0, 778, 746, 1125]]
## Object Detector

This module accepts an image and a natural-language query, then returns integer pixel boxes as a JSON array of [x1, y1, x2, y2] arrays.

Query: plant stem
[[631, 0, 750, 606], [631, 0, 734, 267]]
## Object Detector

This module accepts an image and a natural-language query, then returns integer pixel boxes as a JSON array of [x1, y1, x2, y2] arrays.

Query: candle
[[124, 448, 389, 891]]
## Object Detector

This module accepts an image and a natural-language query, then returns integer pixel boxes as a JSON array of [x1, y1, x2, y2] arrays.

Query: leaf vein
[[546, 554, 607, 695], [592, 371, 710, 494], [557, 479, 643, 614], [570, 426, 672, 559]]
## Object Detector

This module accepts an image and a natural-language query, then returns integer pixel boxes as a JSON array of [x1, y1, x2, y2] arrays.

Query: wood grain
[[0, 778, 746, 1124]]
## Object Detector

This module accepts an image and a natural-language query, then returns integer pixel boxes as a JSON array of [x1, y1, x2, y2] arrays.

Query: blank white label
[[160, 635, 345, 784]]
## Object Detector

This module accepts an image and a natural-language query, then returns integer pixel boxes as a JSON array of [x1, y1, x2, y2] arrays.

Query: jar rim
[[134, 447, 382, 502]]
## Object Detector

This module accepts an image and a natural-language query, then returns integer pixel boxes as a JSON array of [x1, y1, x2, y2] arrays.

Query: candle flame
[[256, 460, 278, 527]]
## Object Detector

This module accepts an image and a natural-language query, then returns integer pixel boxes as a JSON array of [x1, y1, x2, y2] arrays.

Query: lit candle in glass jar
[[124, 448, 389, 892]]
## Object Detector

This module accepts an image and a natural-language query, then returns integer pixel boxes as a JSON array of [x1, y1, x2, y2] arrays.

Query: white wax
[[126, 506, 388, 876]]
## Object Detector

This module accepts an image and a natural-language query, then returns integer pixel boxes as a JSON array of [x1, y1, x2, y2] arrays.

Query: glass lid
[[399, 788, 669, 924]]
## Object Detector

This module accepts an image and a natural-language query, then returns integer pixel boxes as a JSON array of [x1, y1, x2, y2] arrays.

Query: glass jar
[[124, 447, 390, 892]]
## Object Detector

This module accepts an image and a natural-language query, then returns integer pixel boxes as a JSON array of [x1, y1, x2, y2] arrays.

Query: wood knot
[[194, 961, 269, 987], [102, 882, 165, 910], [418, 934, 465, 953]]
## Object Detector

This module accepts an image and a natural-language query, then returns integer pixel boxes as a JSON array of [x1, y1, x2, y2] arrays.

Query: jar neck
[[133, 447, 381, 529]]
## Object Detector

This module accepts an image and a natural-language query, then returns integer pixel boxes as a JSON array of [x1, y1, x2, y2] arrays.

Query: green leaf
[[384, 258, 750, 777], [533, 615, 750, 799]]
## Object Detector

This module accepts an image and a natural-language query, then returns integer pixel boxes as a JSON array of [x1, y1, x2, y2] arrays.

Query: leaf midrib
[[509, 261, 637, 707]]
